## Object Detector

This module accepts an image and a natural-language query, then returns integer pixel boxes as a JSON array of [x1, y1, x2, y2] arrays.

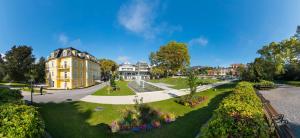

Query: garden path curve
[[80, 81, 231, 105]]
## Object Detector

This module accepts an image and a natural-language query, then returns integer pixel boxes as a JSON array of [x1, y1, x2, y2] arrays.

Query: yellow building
[[45, 47, 101, 89]]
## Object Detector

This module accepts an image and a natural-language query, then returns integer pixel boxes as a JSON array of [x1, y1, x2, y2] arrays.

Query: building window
[[64, 72, 67, 78], [51, 61, 54, 67], [51, 72, 54, 76], [63, 50, 68, 56], [64, 61, 67, 68]]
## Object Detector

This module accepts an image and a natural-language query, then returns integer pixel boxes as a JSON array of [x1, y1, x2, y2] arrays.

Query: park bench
[[264, 103, 284, 123], [257, 92, 295, 138], [277, 124, 296, 138]]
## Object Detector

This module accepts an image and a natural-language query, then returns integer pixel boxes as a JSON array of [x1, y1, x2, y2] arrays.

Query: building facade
[[207, 64, 243, 76], [45, 47, 101, 89], [118, 62, 150, 80]]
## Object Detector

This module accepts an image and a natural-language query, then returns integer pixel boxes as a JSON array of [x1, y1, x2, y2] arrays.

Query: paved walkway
[[22, 83, 107, 103], [260, 84, 300, 137], [80, 81, 231, 104]]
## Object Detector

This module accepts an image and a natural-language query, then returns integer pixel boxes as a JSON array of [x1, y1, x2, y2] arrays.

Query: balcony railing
[[58, 65, 70, 69], [56, 77, 70, 81]]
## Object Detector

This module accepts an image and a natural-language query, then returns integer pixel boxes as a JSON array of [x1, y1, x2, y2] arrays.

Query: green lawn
[[149, 77, 219, 89], [280, 81, 300, 87], [38, 83, 236, 138], [0, 82, 27, 87], [92, 81, 135, 96], [21, 87, 46, 93]]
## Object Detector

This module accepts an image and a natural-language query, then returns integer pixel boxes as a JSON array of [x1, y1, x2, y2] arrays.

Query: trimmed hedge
[[0, 103, 45, 138], [254, 80, 275, 90], [0, 88, 23, 103], [201, 82, 270, 137]]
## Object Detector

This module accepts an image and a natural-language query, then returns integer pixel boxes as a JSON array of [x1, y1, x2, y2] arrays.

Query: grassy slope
[[92, 81, 135, 96], [149, 77, 218, 89], [281, 81, 300, 87], [38, 83, 236, 138]]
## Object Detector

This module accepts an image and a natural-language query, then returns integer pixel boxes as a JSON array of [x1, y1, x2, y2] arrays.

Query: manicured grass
[[21, 87, 46, 93], [281, 81, 300, 87], [92, 81, 135, 96], [0, 82, 27, 87], [149, 77, 219, 89], [38, 83, 236, 138]]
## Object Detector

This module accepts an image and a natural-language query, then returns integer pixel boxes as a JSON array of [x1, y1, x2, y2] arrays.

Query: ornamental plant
[[111, 98, 176, 133], [0, 103, 45, 138], [0, 88, 23, 103], [254, 80, 275, 90], [201, 82, 270, 137]]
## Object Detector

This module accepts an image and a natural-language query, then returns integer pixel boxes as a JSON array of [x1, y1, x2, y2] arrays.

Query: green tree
[[150, 66, 164, 79], [34, 57, 46, 83], [0, 54, 4, 81], [149, 41, 190, 76], [98, 59, 118, 81], [3, 46, 35, 82], [186, 71, 198, 95]]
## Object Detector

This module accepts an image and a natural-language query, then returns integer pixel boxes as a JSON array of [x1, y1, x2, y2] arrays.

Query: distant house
[[45, 47, 101, 89], [118, 62, 150, 80], [207, 64, 243, 76]]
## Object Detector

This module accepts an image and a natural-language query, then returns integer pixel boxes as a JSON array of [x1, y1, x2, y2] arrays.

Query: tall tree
[[149, 41, 190, 76], [4, 45, 35, 82], [98, 59, 118, 81], [0, 54, 5, 81], [34, 57, 46, 83]]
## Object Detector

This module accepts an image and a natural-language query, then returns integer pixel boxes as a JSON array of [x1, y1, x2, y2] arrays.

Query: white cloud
[[58, 33, 81, 47], [189, 37, 208, 46], [117, 0, 180, 39], [59, 34, 69, 45], [117, 56, 130, 63]]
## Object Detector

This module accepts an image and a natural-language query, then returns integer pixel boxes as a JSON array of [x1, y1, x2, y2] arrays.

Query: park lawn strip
[[92, 81, 135, 96], [0, 82, 27, 87], [149, 77, 219, 89], [281, 81, 300, 87], [21, 87, 46, 93], [38, 82, 236, 138]]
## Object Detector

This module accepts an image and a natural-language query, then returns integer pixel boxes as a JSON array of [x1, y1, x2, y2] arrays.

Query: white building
[[118, 62, 150, 80]]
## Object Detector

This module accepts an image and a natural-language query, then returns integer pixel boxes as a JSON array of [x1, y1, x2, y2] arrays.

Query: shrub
[[0, 88, 23, 103], [0, 103, 45, 138], [254, 80, 275, 90], [201, 82, 270, 137], [176, 95, 208, 107]]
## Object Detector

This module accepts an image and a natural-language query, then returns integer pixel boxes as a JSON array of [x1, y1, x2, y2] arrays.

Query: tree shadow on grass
[[37, 87, 232, 138], [37, 102, 112, 138]]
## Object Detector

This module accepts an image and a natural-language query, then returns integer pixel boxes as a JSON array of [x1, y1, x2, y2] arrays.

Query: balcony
[[58, 65, 70, 70], [56, 77, 70, 81]]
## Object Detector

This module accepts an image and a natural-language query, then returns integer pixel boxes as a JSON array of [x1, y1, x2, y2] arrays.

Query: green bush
[[176, 95, 208, 107], [0, 103, 45, 138], [0, 88, 23, 103], [201, 81, 270, 137], [254, 80, 275, 90]]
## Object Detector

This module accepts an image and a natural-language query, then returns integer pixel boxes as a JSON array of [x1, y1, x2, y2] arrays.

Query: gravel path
[[260, 84, 300, 137]]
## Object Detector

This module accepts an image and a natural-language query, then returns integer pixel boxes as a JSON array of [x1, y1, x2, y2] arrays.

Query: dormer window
[[50, 52, 54, 58], [63, 50, 68, 57]]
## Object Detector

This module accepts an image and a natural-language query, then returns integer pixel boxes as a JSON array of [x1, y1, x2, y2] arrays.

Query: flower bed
[[110, 104, 175, 133], [176, 95, 208, 107]]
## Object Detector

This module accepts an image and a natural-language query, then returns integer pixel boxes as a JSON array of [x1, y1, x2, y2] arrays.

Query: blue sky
[[0, 0, 300, 66]]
